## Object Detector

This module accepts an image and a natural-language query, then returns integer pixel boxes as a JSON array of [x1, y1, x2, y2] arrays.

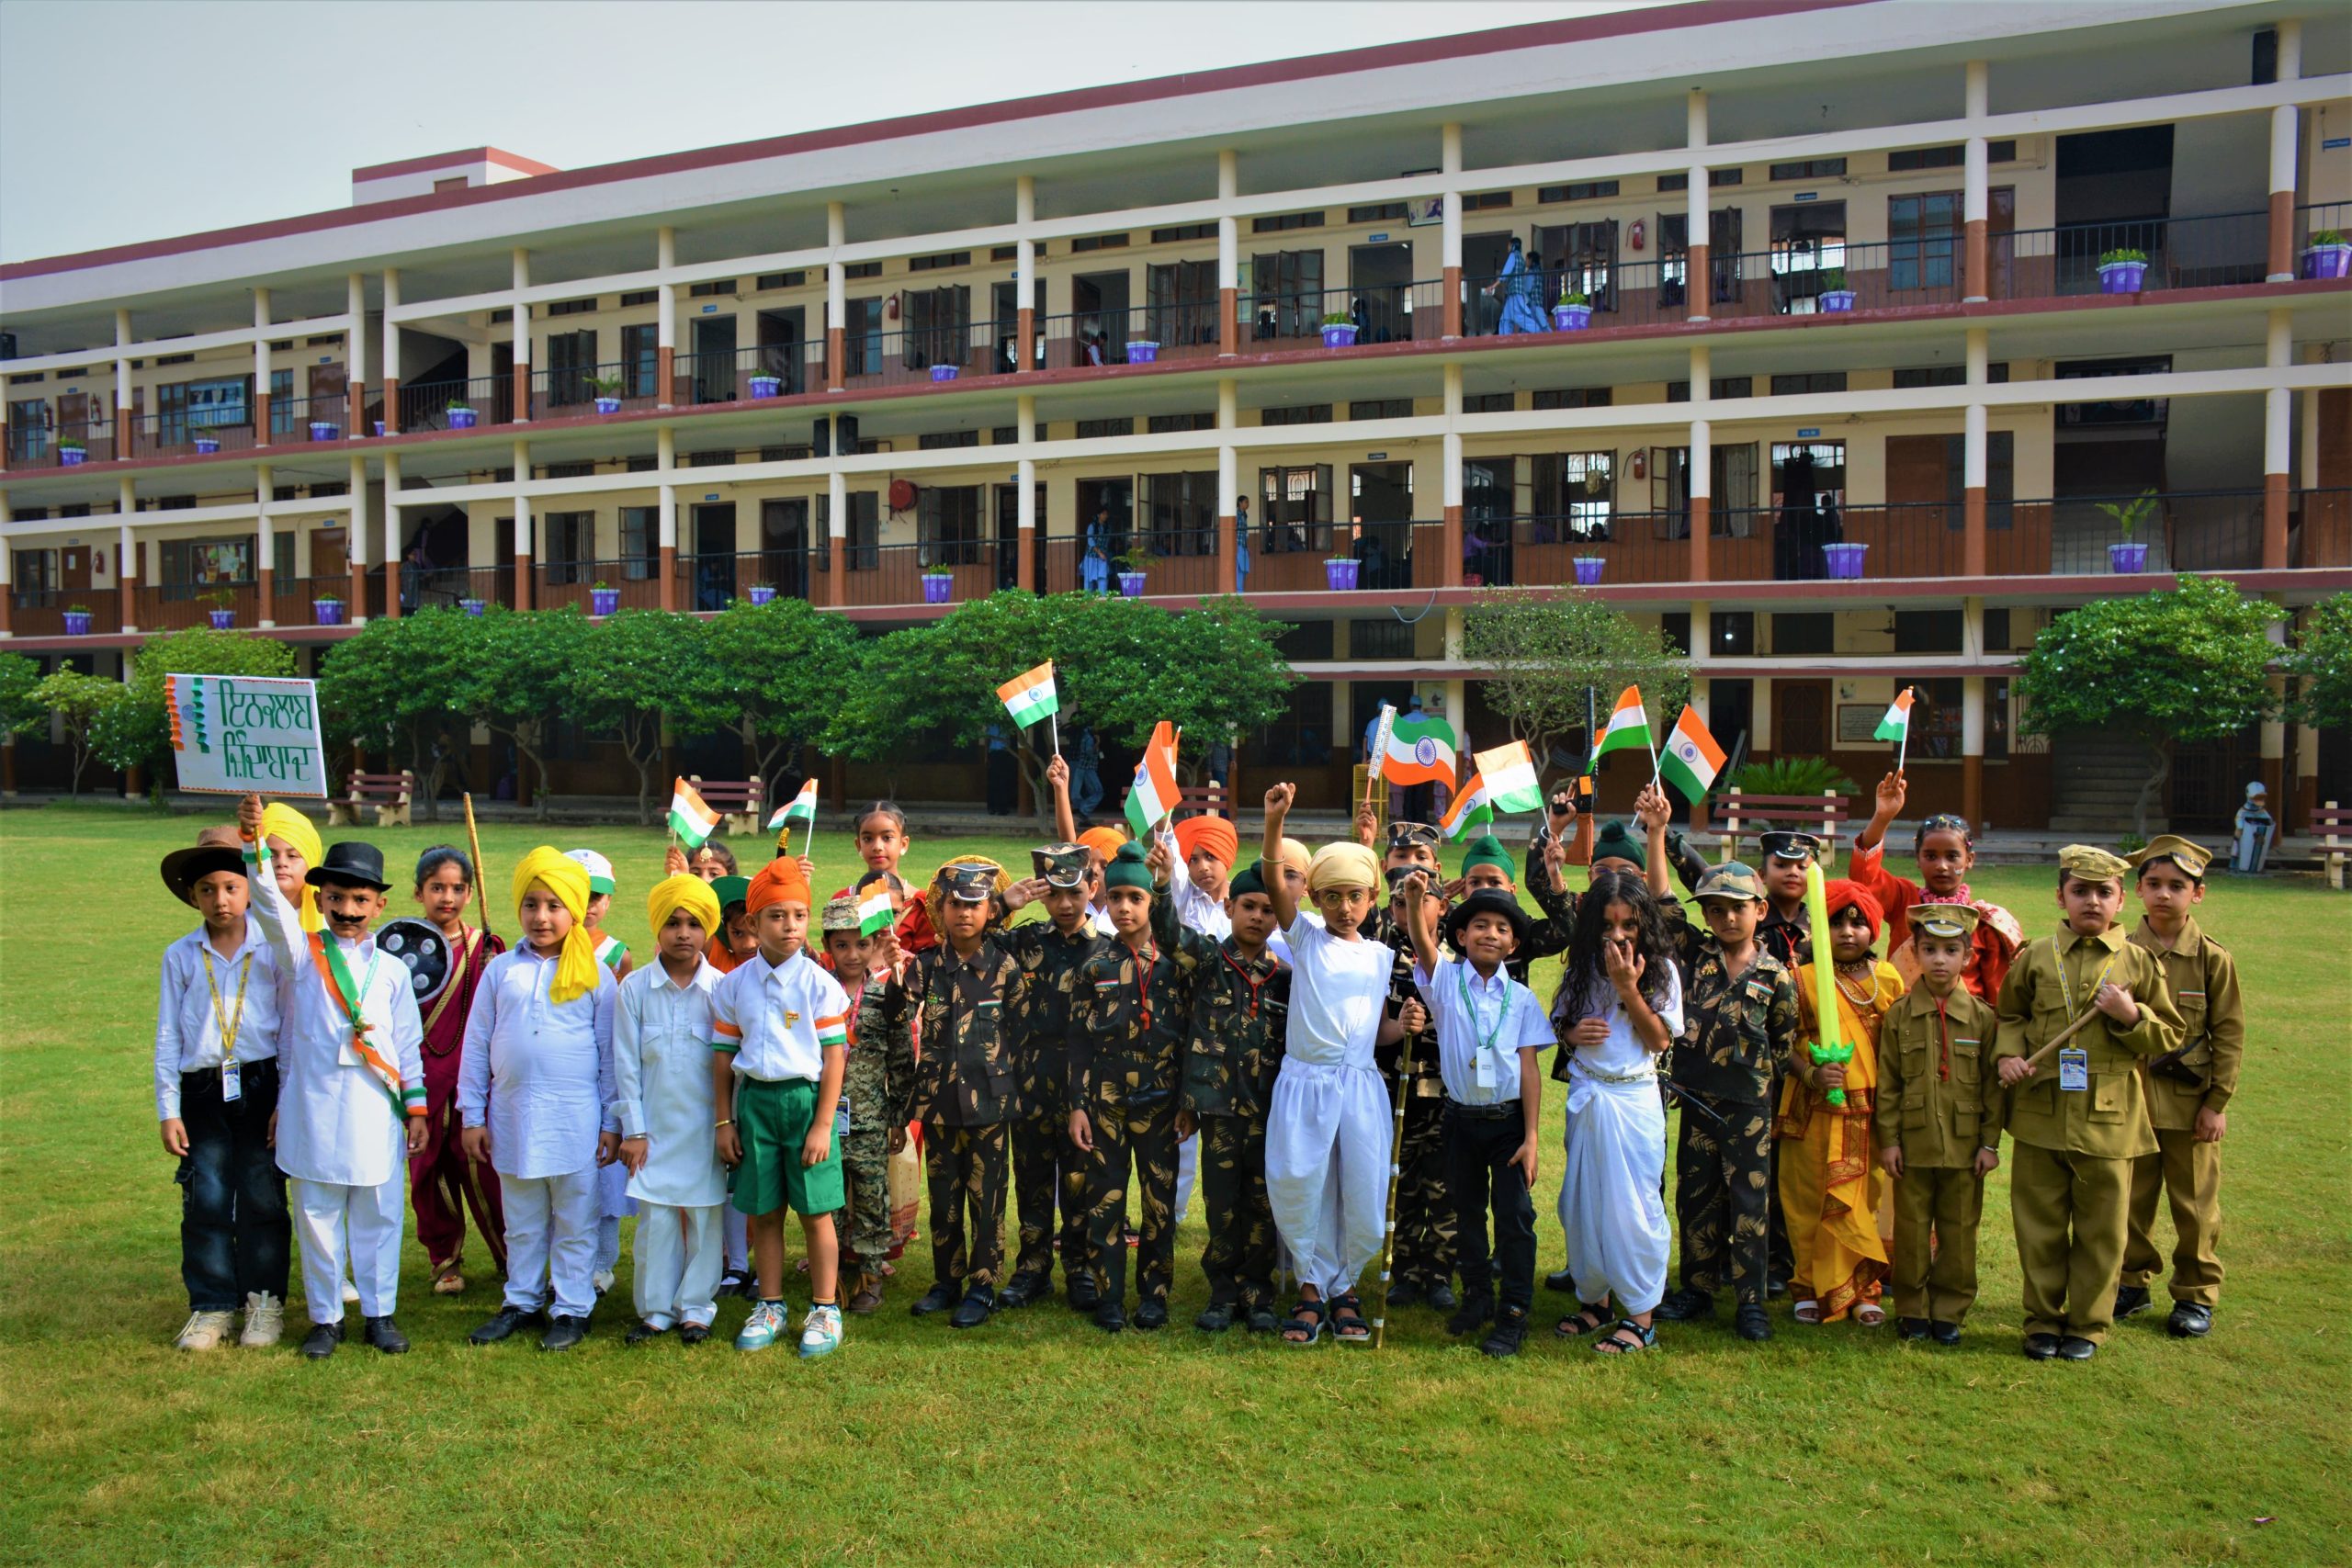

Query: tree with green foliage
[[447, 606, 594, 822], [703, 597, 863, 788], [97, 627, 298, 800], [0, 651, 43, 739], [2015, 575, 2283, 838], [1461, 589, 1693, 777], [31, 669, 131, 795], [2284, 591, 2352, 732], [569, 610, 735, 826], [316, 608, 487, 822]]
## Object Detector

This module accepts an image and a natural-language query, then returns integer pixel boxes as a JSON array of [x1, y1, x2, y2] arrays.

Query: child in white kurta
[[238, 804, 425, 1358]]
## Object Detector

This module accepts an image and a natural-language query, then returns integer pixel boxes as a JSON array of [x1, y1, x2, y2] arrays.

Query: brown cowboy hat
[[161, 826, 249, 907]]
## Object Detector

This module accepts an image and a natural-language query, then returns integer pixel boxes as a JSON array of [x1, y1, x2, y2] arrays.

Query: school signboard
[[165, 672, 329, 798]]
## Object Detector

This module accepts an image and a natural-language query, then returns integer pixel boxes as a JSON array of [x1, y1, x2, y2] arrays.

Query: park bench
[[1707, 786, 1850, 863], [1177, 782, 1231, 819], [328, 770, 414, 829], [690, 774, 764, 837], [2316, 800, 2351, 891]]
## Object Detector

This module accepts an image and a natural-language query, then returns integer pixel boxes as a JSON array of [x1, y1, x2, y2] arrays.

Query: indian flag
[[1382, 712, 1459, 788], [1873, 687, 1916, 742], [1475, 740, 1544, 814], [856, 886, 894, 937], [1441, 772, 1492, 840], [1658, 706, 1727, 804], [1124, 720, 1181, 839], [1589, 685, 1652, 768], [814, 1010, 849, 1050], [667, 777, 721, 849], [996, 661, 1059, 730], [768, 778, 818, 831]]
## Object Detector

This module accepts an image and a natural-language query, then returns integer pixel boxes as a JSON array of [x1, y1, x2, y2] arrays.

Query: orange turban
[[1174, 816, 1238, 868], [1077, 827, 1127, 864], [746, 857, 811, 915]]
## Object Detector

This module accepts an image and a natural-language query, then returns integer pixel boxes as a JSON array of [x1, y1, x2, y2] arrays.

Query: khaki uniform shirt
[[1872, 983, 2004, 1168], [1993, 925, 2182, 1159], [2127, 916, 2244, 1128]]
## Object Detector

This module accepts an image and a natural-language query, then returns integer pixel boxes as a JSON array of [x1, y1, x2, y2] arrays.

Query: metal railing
[[671, 342, 827, 405], [397, 376, 514, 434], [534, 358, 661, 417], [836, 321, 1019, 389], [534, 558, 664, 614], [137, 581, 263, 631], [10, 588, 121, 637], [400, 564, 514, 614]]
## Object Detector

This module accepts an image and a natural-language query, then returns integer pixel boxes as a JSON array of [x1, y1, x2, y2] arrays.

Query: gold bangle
[[714, 1118, 735, 1129]]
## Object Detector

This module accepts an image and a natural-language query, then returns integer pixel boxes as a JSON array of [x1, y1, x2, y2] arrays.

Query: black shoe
[[538, 1314, 589, 1352], [468, 1305, 542, 1345], [1544, 1268, 1577, 1294], [910, 1281, 962, 1317], [1245, 1303, 1281, 1335], [1930, 1321, 1962, 1347], [1766, 1277, 1790, 1301], [715, 1269, 749, 1300], [1194, 1302, 1235, 1332], [1134, 1299, 1168, 1331], [2057, 1336, 2097, 1361], [996, 1271, 1047, 1310], [1654, 1287, 1715, 1322], [362, 1315, 410, 1355], [625, 1321, 670, 1347], [2023, 1333, 2062, 1360], [677, 1322, 712, 1347], [1425, 1280, 1458, 1312], [1897, 1316, 1931, 1341], [2113, 1284, 2154, 1319], [300, 1321, 344, 1359], [1734, 1302, 1772, 1341], [1447, 1293, 1496, 1337], [1094, 1298, 1126, 1334], [1067, 1275, 1101, 1313], [1480, 1307, 1529, 1359], [1387, 1279, 1423, 1309], [948, 1285, 996, 1329], [2168, 1303, 2213, 1338]]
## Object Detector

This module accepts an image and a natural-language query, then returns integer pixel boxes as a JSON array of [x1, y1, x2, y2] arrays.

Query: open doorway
[[1076, 476, 1134, 563], [1071, 272, 1130, 367], [691, 316, 738, 404], [1349, 242, 1415, 344], [761, 498, 809, 603], [689, 502, 737, 610], [1349, 461, 1415, 590], [1462, 231, 1514, 334], [757, 309, 805, 395]]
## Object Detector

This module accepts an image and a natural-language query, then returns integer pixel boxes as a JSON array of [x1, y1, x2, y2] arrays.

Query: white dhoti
[[1264, 1058, 1392, 1297], [633, 1201, 724, 1329], [1557, 1068, 1671, 1316], [502, 1166, 602, 1319], [292, 1175, 407, 1323]]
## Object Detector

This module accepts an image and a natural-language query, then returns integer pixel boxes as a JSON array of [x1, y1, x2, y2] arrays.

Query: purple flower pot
[[1573, 556, 1605, 585], [1320, 324, 1359, 349], [310, 422, 338, 442], [1324, 559, 1360, 592], [193, 437, 221, 455], [2108, 541, 2150, 573], [591, 588, 619, 615], [1554, 304, 1593, 331], [373, 421, 387, 437], [1823, 542, 1869, 580], [748, 585, 777, 606], [749, 377, 782, 399], [447, 408, 479, 429], [208, 609, 235, 630], [313, 600, 345, 626], [459, 599, 486, 616], [59, 449, 86, 467], [1819, 290, 1857, 313], [1117, 570, 1148, 598], [930, 365, 960, 383], [2301, 244, 2351, 280], [2098, 261, 2147, 294], [922, 574, 953, 604], [1126, 341, 1160, 364], [62, 611, 92, 636], [593, 397, 621, 416]]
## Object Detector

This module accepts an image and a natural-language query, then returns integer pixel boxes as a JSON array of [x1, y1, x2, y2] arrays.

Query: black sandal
[[1555, 1302, 1611, 1337], [1594, 1318, 1657, 1355], [1329, 1292, 1371, 1344], [1283, 1299, 1327, 1346]]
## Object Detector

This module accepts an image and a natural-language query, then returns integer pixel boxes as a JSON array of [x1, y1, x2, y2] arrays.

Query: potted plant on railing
[[312, 593, 345, 627], [309, 414, 340, 441], [2097, 246, 2148, 294], [1554, 288, 1593, 331], [201, 587, 237, 630], [62, 604, 94, 636], [929, 359, 960, 383], [373, 420, 387, 436], [1319, 311, 1359, 349], [1822, 539, 1869, 578], [2098, 489, 2157, 572], [586, 375, 625, 416], [58, 440, 86, 467], [1125, 337, 1160, 364], [192, 429, 222, 456], [458, 595, 486, 615], [921, 566, 954, 604], [1817, 268, 1857, 312], [748, 368, 783, 399], [1115, 550, 1155, 597], [589, 579, 620, 615], [747, 582, 778, 606], [1573, 552, 1606, 585], [1323, 553, 1361, 592], [444, 400, 479, 430], [2302, 228, 2350, 280]]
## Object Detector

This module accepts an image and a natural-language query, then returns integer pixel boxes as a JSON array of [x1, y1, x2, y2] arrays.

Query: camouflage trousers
[[1078, 1091, 1179, 1308], [1197, 1111, 1277, 1313], [924, 1122, 1010, 1290], [1674, 1099, 1774, 1304], [839, 1119, 894, 1273], [1393, 1090, 1457, 1288], [1010, 1061, 1086, 1285]]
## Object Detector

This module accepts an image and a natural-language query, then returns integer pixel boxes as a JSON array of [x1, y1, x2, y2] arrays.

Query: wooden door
[[61, 546, 91, 596], [310, 527, 347, 586], [308, 362, 347, 423], [1774, 679, 1831, 759]]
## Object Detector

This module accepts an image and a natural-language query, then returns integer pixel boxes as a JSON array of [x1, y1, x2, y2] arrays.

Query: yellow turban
[[1307, 841, 1380, 895], [512, 846, 601, 1005], [1274, 837, 1313, 881], [648, 873, 722, 946], [260, 803, 324, 933]]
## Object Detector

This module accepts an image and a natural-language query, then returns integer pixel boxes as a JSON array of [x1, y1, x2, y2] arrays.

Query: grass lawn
[[3, 802, 2347, 1565]]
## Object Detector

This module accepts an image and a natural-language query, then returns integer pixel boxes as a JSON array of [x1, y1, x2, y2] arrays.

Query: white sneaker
[[736, 1299, 786, 1352], [591, 1269, 616, 1296], [798, 1303, 842, 1359], [240, 1292, 285, 1348], [341, 1279, 360, 1303], [176, 1310, 237, 1351]]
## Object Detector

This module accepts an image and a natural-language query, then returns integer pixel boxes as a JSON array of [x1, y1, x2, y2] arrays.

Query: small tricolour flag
[[667, 778, 721, 849], [768, 779, 819, 831], [1873, 687, 1916, 743], [996, 660, 1059, 730], [814, 1009, 849, 1050], [1589, 686, 1652, 769], [1441, 772, 1492, 840], [1124, 721, 1181, 840], [1475, 740, 1544, 814], [1658, 707, 1727, 804], [1382, 712, 1459, 789], [856, 887, 894, 937]]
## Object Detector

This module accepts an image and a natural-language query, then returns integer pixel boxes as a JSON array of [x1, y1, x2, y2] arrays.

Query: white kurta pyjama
[[1555, 966, 1686, 1316], [614, 960, 729, 1327], [1263, 914, 1393, 1297]]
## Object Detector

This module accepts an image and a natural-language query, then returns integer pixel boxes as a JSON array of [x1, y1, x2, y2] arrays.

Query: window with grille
[[918, 485, 983, 566], [1349, 400, 1412, 421], [1770, 158, 1846, 180], [1251, 211, 1325, 232], [1539, 181, 1620, 203]]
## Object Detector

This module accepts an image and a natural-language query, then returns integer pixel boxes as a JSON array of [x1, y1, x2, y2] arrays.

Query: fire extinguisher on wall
[[1629, 219, 1645, 253]]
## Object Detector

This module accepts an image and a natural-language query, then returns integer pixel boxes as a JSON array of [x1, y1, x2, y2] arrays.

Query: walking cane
[[2015, 1005, 2104, 1077], [1371, 1022, 1417, 1349], [461, 793, 495, 941]]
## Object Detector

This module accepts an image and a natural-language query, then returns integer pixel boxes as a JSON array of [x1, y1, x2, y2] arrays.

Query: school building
[[2, 0, 2346, 830]]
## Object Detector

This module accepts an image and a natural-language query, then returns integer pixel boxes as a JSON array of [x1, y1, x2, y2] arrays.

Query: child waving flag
[[768, 779, 819, 835], [1874, 688, 1917, 769], [1659, 707, 1727, 805], [996, 661, 1059, 729], [1124, 722, 1181, 840], [1590, 686, 1653, 768], [1475, 740, 1544, 814], [668, 778, 722, 850]]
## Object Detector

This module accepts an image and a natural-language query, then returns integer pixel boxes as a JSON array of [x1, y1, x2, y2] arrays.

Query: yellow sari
[[1777, 961, 1902, 1320]]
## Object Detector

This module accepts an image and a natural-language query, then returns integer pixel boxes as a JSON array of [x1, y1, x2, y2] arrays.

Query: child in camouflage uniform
[[820, 895, 904, 1316]]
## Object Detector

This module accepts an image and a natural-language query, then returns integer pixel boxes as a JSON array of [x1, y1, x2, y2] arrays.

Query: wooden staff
[[1371, 1023, 1417, 1350], [2015, 1004, 2104, 1077], [461, 793, 495, 941]]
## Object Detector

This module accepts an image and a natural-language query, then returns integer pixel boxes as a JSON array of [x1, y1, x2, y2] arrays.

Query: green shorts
[[729, 1077, 845, 1220]]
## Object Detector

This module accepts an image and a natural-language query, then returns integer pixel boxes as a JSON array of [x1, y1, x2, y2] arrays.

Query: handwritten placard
[[166, 673, 328, 797]]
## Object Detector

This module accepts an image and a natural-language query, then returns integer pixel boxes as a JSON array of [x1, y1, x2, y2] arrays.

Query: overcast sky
[[0, 0, 1657, 265]]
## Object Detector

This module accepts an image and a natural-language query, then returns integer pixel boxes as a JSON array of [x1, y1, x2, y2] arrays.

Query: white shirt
[[613, 959, 728, 1207], [244, 840, 424, 1190], [153, 920, 282, 1119], [1559, 964, 1687, 1082], [457, 947, 616, 1179], [1278, 913, 1389, 1070], [1414, 956, 1555, 1106], [709, 947, 851, 1084]]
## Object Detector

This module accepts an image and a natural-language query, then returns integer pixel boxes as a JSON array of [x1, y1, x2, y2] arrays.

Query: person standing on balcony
[[1235, 497, 1252, 594], [1492, 238, 1548, 335], [1082, 512, 1112, 593]]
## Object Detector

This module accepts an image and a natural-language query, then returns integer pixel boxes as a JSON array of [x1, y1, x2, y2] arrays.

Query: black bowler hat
[[307, 840, 392, 892]]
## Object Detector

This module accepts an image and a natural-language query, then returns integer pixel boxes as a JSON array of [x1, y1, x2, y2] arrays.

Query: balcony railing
[[837, 322, 1021, 390], [10, 588, 121, 637], [397, 376, 514, 434], [6, 412, 119, 468], [535, 359, 661, 419], [137, 581, 263, 631], [671, 342, 827, 406], [270, 575, 355, 625], [401, 563, 514, 614], [534, 559, 665, 614]]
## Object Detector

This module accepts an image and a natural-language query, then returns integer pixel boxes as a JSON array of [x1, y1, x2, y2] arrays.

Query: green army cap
[[2128, 833, 2212, 880], [1693, 862, 1767, 903], [820, 894, 861, 933], [1906, 902, 1980, 942], [1032, 842, 1090, 890], [2058, 843, 2131, 885], [1385, 821, 1441, 853], [711, 874, 752, 910], [940, 862, 1000, 903]]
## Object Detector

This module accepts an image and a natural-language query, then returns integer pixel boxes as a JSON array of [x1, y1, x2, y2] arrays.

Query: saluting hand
[[1003, 876, 1046, 912]]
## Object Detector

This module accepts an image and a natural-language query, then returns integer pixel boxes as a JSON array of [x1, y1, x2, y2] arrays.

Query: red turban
[[1820, 878, 1884, 943], [1173, 816, 1238, 868], [746, 857, 811, 915]]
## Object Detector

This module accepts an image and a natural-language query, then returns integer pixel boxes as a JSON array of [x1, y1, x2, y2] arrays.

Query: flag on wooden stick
[[767, 778, 819, 831], [667, 778, 721, 849], [1124, 721, 1181, 840], [1658, 707, 1727, 804]]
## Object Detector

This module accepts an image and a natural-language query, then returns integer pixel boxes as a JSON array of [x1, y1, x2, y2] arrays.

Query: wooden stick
[[461, 793, 495, 941], [2017, 1005, 2103, 1076], [1371, 1024, 1417, 1350]]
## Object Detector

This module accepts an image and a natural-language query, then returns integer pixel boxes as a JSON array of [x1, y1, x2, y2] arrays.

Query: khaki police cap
[[1906, 902, 1981, 941], [2128, 833, 2211, 879], [2058, 843, 2131, 884]]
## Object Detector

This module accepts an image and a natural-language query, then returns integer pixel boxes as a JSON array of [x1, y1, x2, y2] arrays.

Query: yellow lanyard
[[2056, 944, 2117, 1024], [202, 949, 253, 1067]]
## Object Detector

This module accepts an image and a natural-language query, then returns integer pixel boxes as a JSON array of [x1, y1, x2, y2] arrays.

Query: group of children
[[152, 762, 2243, 1363]]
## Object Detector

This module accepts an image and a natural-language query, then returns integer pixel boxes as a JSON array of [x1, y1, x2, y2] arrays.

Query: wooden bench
[[689, 774, 764, 837], [1177, 783, 1230, 818], [2316, 800, 2351, 891], [329, 770, 414, 828], [1707, 787, 1850, 863]]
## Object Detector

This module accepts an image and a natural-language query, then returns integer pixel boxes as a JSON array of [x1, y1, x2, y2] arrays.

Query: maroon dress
[[409, 925, 508, 1277]]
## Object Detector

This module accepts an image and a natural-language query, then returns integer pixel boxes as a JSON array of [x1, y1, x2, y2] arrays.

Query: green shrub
[[1728, 755, 1858, 798]]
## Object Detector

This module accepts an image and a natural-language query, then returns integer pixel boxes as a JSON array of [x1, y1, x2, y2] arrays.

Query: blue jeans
[[175, 1059, 290, 1311]]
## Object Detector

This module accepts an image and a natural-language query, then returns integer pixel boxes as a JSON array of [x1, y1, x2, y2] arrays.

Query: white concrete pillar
[[828, 469, 847, 537], [1015, 175, 1037, 346], [657, 424, 676, 470], [1690, 599, 1713, 702], [510, 249, 532, 420], [827, 202, 847, 333], [119, 508, 139, 633], [1686, 90, 1712, 323], [1440, 122, 1464, 304], [345, 273, 368, 389], [380, 268, 401, 419], [1017, 457, 1037, 535], [658, 483, 676, 550], [655, 227, 676, 408], [2270, 20, 2303, 281], [253, 288, 273, 428], [2266, 310, 2293, 478], [1689, 344, 1713, 509], [113, 309, 132, 428]]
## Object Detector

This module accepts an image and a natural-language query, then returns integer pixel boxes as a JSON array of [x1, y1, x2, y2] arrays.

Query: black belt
[[1444, 1098, 1521, 1122]]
